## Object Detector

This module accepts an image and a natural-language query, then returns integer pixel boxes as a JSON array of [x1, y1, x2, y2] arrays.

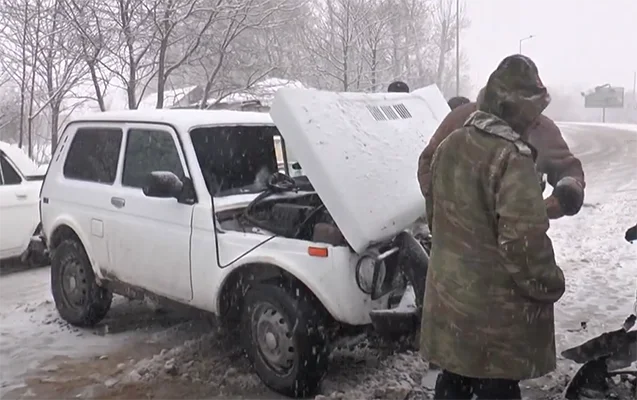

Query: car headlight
[[355, 254, 386, 295]]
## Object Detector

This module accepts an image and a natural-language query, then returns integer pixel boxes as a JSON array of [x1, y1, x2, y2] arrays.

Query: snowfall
[[0, 123, 636, 399]]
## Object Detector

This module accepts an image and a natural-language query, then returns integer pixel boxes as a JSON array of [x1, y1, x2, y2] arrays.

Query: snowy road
[[1, 123, 635, 399]]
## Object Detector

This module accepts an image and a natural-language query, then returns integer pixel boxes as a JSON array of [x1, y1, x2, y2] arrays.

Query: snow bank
[[0, 268, 133, 395]]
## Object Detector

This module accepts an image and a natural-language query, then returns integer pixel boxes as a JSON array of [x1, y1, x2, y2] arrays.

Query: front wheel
[[51, 239, 112, 327], [240, 283, 329, 398]]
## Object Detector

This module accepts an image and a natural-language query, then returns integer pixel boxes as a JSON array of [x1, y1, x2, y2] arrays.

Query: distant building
[[172, 78, 307, 112], [138, 85, 204, 109]]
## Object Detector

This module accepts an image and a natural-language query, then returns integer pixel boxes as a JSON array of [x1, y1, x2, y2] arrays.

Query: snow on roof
[[0, 141, 39, 177], [67, 109, 274, 133], [138, 85, 199, 110], [212, 78, 306, 106]]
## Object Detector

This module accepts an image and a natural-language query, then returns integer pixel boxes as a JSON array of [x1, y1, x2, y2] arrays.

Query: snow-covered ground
[[0, 123, 635, 399]]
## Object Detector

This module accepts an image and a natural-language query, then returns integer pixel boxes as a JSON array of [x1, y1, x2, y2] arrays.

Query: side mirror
[[291, 162, 302, 170], [143, 171, 184, 199]]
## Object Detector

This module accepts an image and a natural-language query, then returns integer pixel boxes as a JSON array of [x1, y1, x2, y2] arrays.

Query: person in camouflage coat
[[418, 85, 585, 221], [420, 55, 566, 399]]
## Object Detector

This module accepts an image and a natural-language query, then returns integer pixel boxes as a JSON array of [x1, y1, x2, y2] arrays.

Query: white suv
[[40, 87, 448, 397], [0, 141, 48, 265]]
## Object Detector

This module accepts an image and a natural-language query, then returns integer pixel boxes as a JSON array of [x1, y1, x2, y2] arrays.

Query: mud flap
[[562, 315, 637, 399], [20, 233, 50, 267], [369, 231, 429, 337]]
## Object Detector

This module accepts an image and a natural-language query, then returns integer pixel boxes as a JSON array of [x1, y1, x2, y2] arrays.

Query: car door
[[110, 124, 194, 302], [57, 126, 125, 275], [0, 154, 34, 258]]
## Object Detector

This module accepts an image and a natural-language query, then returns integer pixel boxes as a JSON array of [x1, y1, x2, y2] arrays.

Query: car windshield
[[190, 125, 300, 197]]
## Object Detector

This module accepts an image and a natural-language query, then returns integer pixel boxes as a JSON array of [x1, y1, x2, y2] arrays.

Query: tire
[[51, 239, 112, 327], [240, 283, 329, 398]]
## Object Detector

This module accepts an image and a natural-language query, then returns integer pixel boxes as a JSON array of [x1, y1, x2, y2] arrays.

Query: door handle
[[15, 194, 27, 200], [110, 197, 125, 208]]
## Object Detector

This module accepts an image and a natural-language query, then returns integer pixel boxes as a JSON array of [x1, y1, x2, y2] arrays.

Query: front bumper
[[368, 231, 430, 337]]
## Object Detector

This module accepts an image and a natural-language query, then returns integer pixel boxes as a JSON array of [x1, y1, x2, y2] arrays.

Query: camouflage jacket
[[420, 110, 566, 380], [417, 102, 586, 215]]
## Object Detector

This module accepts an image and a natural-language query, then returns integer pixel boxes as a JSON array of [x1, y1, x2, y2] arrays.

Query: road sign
[[583, 85, 624, 108]]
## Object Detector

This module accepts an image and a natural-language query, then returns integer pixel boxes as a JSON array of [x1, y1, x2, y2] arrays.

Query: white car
[[0, 141, 48, 265], [40, 87, 448, 397]]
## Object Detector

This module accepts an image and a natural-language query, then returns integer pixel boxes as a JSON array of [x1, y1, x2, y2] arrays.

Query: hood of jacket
[[477, 54, 551, 136]]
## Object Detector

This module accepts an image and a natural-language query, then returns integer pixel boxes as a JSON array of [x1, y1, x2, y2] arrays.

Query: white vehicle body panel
[[40, 109, 388, 326], [0, 141, 43, 260], [270, 86, 448, 253], [0, 141, 39, 176], [107, 123, 193, 301], [411, 84, 452, 124]]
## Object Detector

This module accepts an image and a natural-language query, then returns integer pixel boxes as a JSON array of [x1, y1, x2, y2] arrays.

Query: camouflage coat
[[420, 55, 566, 380], [417, 102, 585, 218]]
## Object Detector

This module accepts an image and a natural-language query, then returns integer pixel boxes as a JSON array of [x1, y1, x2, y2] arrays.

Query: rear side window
[[122, 129, 184, 189], [0, 155, 22, 185], [63, 128, 123, 184]]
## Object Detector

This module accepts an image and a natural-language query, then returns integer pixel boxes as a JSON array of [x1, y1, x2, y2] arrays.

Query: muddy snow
[[1, 123, 636, 399]]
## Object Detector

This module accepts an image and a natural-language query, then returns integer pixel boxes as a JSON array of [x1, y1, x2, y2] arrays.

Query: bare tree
[[0, 84, 22, 142], [389, 0, 436, 86], [151, 0, 224, 108], [26, 0, 43, 155], [431, 0, 469, 89], [37, 0, 85, 149], [0, 0, 35, 149], [61, 0, 112, 111], [187, 0, 293, 107], [303, 0, 372, 91], [98, 0, 157, 109], [2, 0, 474, 146], [359, 0, 397, 91]]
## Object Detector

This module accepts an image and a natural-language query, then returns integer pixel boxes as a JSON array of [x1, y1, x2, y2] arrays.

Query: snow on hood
[[411, 85, 452, 122], [270, 85, 449, 253], [0, 141, 39, 177]]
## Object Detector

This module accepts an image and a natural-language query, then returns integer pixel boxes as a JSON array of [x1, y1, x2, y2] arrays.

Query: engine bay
[[216, 173, 347, 246]]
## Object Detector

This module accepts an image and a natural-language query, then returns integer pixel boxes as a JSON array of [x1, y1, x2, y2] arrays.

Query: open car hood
[[270, 85, 450, 253]]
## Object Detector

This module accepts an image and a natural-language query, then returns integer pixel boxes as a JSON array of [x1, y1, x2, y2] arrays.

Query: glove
[[552, 177, 584, 216], [544, 195, 564, 219], [626, 224, 637, 243]]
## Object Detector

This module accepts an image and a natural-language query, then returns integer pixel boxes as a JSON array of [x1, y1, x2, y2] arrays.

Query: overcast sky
[[462, 0, 637, 98]]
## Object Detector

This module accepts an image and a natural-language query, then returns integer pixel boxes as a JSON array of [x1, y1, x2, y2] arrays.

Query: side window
[[122, 129, 184, 189], [1, 155, 23, 185], [63, 128, 123, 184]]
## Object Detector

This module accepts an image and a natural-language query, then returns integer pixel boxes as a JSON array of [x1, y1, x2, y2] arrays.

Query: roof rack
[[170, 99, 269, 112]]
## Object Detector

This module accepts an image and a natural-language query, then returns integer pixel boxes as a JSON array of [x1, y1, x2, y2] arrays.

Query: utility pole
[[455, 0, 460, 96], [519, 35, 535, 54], [633, 71, 637, 109]]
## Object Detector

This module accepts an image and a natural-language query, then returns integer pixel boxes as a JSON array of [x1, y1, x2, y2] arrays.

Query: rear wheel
[[51, 239, 112, 327], [241, 283, 329, 398]]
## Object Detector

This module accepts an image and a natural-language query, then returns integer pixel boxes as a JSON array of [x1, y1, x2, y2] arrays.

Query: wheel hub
[[61, 258, 87, 307], [253, 303, 295, 374], [265, 331, 278, 350]]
